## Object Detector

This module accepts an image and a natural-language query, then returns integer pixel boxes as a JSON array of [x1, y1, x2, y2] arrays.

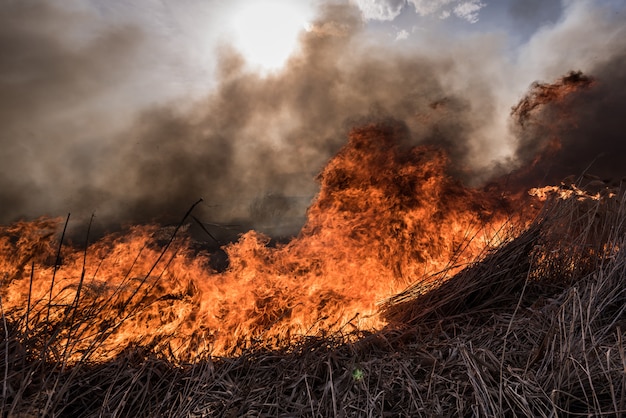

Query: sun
[[229, 1, 312, 72]]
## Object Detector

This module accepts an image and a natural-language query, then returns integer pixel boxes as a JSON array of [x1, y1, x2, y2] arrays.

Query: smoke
[[1, 0, 625, 239], [509, 0, 626, 184], [0, 2, 143, 220], [0, 1, 204, 232], [511, 55, 626, 184], [100, 2, 512, 231]]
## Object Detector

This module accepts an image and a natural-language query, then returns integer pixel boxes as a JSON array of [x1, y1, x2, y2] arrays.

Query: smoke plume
[[1, 0, 625, 240], [510, 63, 626, 185]]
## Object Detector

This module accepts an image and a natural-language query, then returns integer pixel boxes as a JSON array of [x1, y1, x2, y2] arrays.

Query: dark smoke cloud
[[0, 2, 502, 232], [1, 0, 625, 240], [512, 51, 626, 185], [94, 3, 511, 231], [0, 2, 145, 222], [507, 1, 626, 185]]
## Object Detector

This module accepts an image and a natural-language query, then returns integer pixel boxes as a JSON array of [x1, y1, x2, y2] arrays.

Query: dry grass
[[2, 185, 626, 417]]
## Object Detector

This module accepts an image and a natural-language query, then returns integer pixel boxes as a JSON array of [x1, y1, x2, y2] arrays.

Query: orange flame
[[1, 123, 532, 361]]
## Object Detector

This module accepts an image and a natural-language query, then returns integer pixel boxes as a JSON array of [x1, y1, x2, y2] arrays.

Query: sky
[[0, 0, 624, 238]]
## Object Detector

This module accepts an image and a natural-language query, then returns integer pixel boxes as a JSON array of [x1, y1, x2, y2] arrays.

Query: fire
[[530, 181, 617, 201], [3, 67, 601, 362], [0, 121, 529, 361]]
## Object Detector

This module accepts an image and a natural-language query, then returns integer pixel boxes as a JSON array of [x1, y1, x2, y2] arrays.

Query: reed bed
[[2, 184, 626, 417]]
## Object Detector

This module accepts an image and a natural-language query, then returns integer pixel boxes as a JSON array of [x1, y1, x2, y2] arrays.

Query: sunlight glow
[[229, 1, 312, 72]]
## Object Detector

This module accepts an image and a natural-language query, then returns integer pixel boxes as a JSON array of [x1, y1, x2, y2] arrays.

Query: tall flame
[[0, 122, 532, 361]]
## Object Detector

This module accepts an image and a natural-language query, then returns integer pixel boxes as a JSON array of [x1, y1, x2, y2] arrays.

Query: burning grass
[[1, 181, 625, 416], [0, 123, 525, 363]]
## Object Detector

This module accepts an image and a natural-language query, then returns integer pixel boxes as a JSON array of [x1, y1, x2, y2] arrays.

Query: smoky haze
[[511, 52, 626, 185], [1, 1, 625, 239]]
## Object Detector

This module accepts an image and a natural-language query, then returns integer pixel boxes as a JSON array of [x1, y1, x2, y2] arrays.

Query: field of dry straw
[[2, 181, 626, 417]]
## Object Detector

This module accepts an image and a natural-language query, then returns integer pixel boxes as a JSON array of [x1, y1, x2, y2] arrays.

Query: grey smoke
[[1, 0, 625, 240], [0, 2, 145, 222]]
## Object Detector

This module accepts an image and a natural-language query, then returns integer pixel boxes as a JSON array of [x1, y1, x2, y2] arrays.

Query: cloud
[[352, 0, 406, 21], [395, 29, 410, 40], [407, 0, 455, 16], [351, 0, 487, 23], [453, 1, 486, 23], [404, 0, 486, 22]]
